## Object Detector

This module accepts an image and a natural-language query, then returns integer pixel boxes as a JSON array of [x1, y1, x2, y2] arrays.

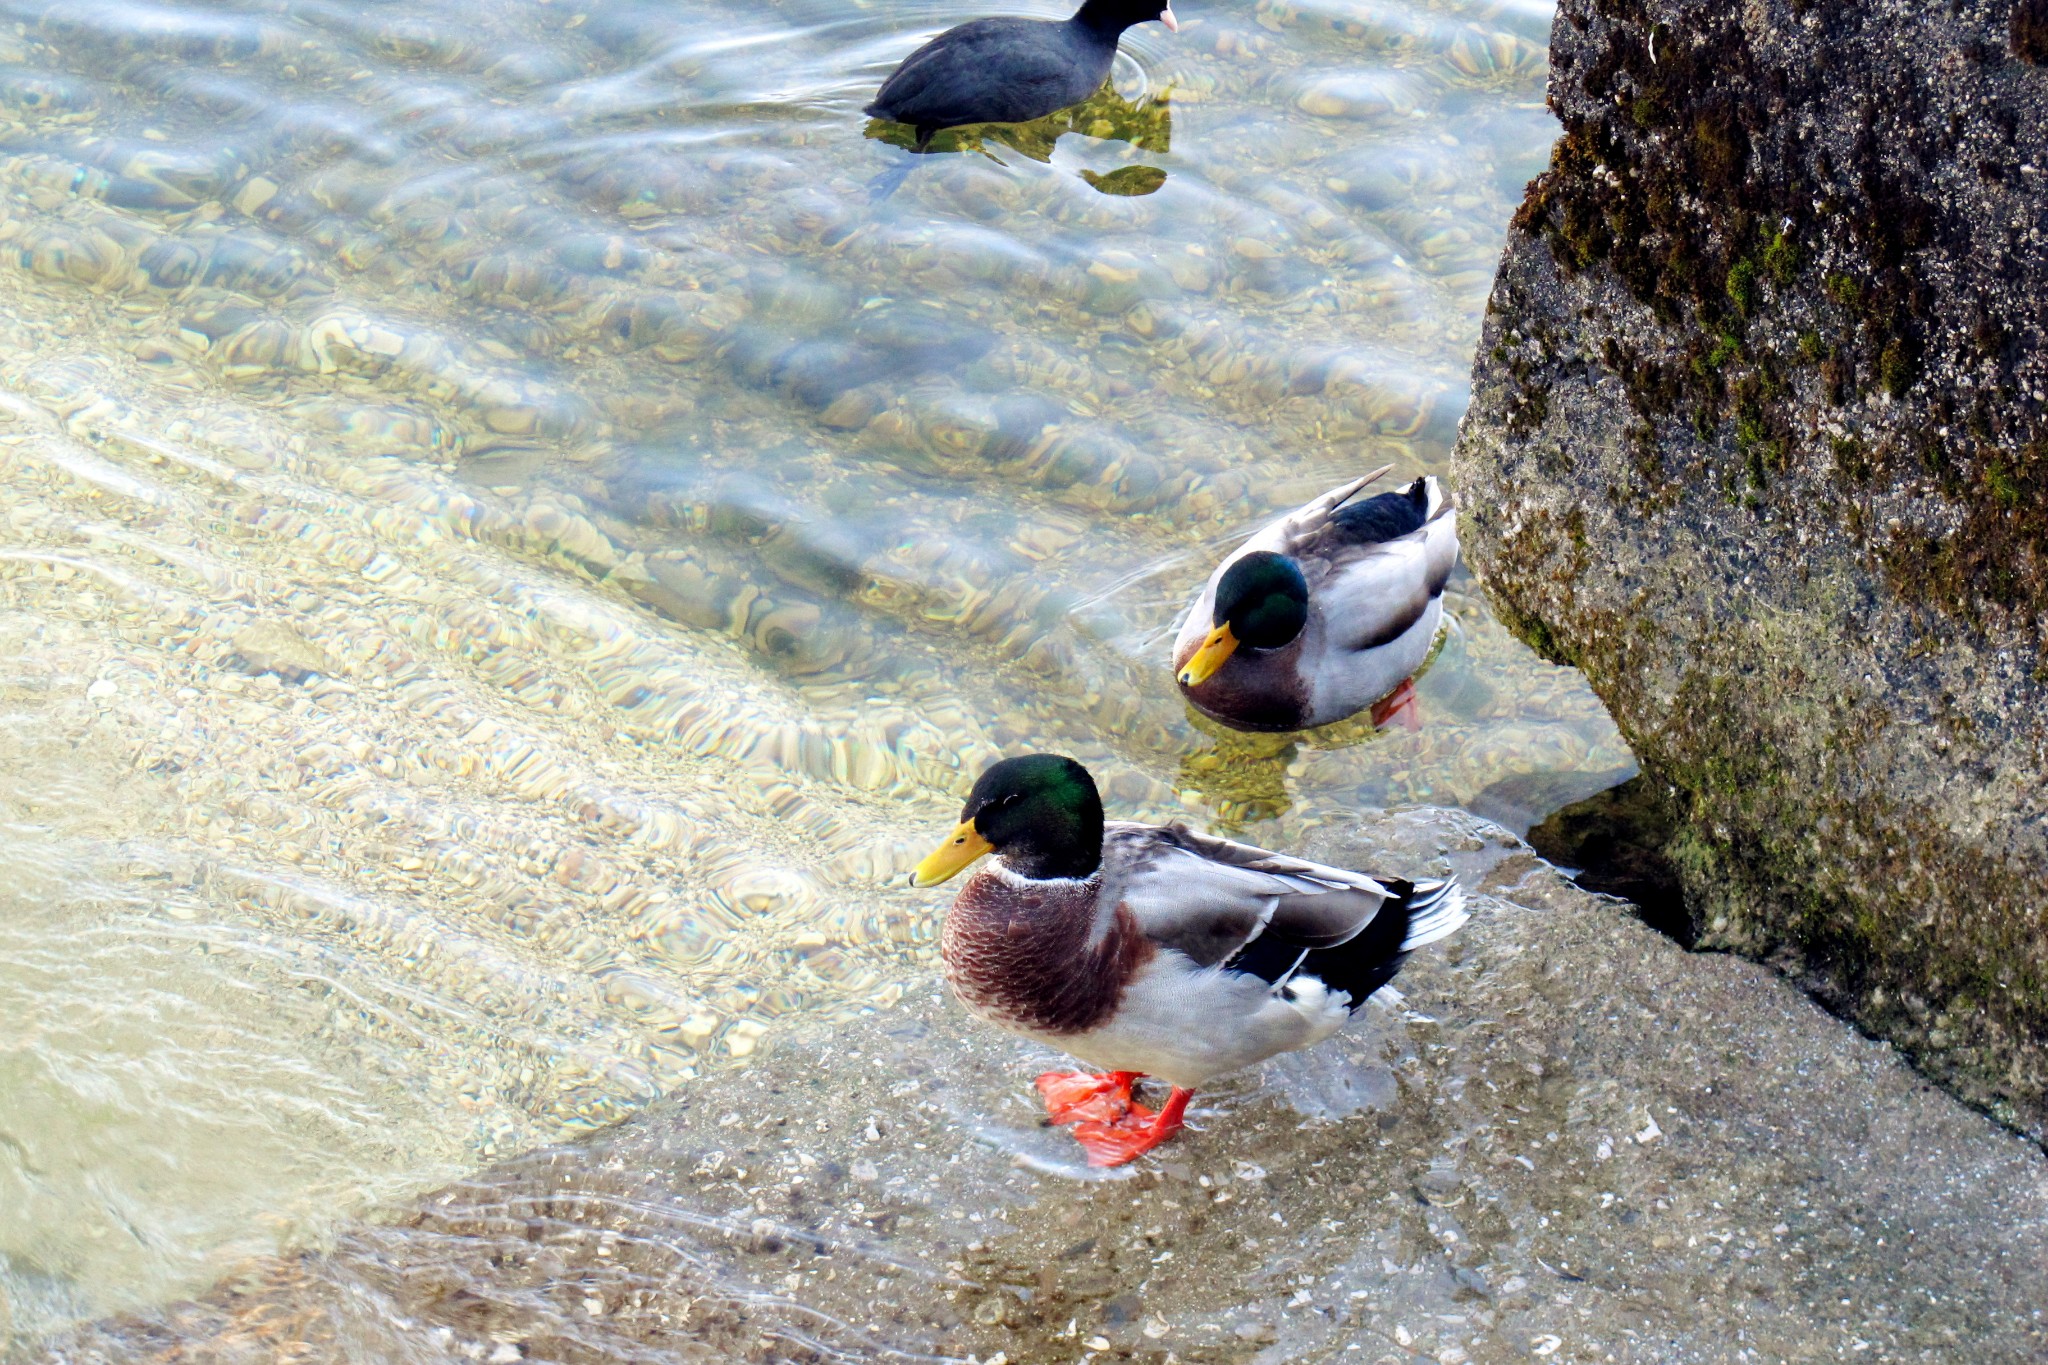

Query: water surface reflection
[[865, 81, 1174, 198]]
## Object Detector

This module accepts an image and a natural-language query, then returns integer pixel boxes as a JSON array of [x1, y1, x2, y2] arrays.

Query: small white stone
[[86, 679, 117, 701], [487, 1346, 522, 1364], [232, 176, 279, 215]]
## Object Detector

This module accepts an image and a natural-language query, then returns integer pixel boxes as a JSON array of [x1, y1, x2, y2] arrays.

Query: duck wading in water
[[1174, 467, 1460, 733], [909, 754, 1468, 1165]]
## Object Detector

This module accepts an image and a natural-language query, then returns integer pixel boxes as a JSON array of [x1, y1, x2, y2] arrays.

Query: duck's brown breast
[[941, 870, 1152, 1035], [1175, 637, 1312, 732]]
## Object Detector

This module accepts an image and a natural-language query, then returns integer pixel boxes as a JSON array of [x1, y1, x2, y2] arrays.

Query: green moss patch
[[1509, 0, 2048, 634], [1459, 0, 2048, 1145]]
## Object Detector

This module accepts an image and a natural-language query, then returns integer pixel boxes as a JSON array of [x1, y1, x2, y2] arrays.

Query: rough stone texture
[[1452, 0, 2048, 1141], [23, 813, 2048, 1364]]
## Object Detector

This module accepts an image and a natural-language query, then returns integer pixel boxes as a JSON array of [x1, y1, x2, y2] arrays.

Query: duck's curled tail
[[1396, 877, 1468, 951]]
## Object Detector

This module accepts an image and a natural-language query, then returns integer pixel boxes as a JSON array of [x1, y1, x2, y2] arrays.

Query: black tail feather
[[1329, 479, 1430, 544]]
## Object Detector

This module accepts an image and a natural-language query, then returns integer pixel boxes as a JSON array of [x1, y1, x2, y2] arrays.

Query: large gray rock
[[1453, 0, 2048, 1140], [30, 813, 2048, 1363]]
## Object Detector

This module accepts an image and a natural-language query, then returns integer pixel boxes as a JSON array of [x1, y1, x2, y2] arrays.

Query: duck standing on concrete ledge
[[1174, 468, 1460, 733], [865, 0, 1179, 150], [909, 754, 1467, 1165]]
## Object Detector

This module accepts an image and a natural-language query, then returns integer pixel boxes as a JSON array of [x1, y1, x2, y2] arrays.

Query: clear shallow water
[[0, 0, 1625, 1340]]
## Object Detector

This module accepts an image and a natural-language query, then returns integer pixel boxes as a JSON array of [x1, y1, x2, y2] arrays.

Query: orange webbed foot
[[1370, 677, 1420, 732], [1068, 1087, 1193, 1167], [1035, 1070, 1141, 1125]]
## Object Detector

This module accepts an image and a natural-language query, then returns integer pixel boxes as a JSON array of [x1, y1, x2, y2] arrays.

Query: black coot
[[866, 0, 1178, 148]]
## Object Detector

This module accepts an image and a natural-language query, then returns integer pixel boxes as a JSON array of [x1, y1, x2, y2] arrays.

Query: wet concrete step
[[34, 811, 2048, 1364]]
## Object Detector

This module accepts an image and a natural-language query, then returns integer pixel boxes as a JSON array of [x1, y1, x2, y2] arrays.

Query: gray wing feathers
[[1099, 822, 1396, 967], [1276, 464, 1396, 549], [1308, 477, 1459, 653], [1420, 488, 1459, 595]]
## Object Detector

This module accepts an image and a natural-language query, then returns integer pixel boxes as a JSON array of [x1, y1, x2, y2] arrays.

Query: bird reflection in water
[[1174, 623, 1460, 830], [865, 83, 1172, 198], [1174, 708, 1400, 831], [1176, 715, 1301, 830]]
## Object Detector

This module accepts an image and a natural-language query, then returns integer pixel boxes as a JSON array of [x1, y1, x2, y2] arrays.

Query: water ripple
[[0, 0, 1623, 1343]]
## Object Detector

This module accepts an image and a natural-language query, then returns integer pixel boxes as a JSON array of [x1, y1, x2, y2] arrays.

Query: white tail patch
[[1279, 973, 1353, 1040], [1399, 879, 1468, 951]]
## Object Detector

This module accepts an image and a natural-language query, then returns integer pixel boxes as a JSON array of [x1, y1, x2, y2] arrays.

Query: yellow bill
[[1177, 622, 1239, 687], [911, 820, 994, 887]]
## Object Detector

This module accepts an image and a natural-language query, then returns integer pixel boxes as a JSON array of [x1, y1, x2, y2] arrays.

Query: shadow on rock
[[1525, 774, 1691, 945]]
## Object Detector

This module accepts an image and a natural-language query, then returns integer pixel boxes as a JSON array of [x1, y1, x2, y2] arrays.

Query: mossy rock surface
[[1454, 0, 2048, 1142]]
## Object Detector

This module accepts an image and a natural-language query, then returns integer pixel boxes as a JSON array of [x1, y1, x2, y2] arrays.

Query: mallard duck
[[909, 754, 1467, 1165], [866, 0, 1179, 151], [1173, 468, 1459, 733]]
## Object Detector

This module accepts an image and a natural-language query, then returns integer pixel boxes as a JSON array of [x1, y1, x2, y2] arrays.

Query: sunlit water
[[0, 0, 1627, 1341]]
